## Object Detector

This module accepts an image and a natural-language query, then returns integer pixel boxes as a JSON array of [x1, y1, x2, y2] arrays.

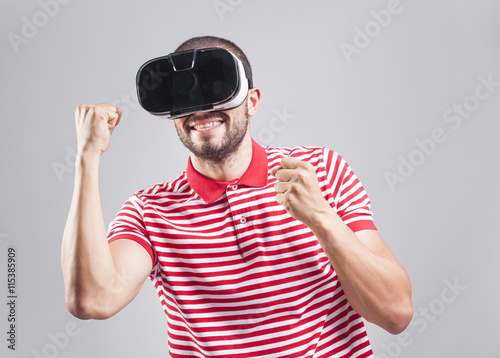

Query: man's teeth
[[193, 121, 222, 131]]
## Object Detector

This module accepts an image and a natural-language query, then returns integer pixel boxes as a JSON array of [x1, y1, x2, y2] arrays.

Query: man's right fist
[[75, 103, 122, 157]]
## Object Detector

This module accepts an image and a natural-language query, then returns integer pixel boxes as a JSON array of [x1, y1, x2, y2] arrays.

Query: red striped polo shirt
[[107, 139, 377, 358]]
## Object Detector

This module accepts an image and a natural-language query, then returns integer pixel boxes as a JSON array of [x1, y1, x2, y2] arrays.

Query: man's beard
[[175, 107, 249, 165]]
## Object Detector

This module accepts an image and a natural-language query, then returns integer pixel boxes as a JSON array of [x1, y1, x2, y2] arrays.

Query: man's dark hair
[[175, 36, 253, 88]]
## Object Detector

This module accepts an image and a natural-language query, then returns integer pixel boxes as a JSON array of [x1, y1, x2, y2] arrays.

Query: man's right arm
[[61, 104, 152, 320]]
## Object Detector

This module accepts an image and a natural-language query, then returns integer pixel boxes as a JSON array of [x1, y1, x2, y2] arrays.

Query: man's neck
[[189, 135, 253, 182]]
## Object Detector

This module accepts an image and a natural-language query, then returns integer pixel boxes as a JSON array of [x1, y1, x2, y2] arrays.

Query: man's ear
[[247, 87, 261, 117]]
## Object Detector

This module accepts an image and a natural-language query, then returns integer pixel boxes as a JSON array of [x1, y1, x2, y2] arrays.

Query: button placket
[[226, 185, 257, 260]]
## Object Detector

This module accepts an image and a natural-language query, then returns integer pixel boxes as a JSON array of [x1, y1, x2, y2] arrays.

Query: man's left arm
[[272, 157, 413, 335]]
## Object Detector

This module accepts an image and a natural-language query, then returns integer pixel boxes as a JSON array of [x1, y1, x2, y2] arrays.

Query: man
[[62, 36, 412, 357]]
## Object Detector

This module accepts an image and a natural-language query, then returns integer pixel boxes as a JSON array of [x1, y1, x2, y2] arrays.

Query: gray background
[[1, 0, 499, 357]]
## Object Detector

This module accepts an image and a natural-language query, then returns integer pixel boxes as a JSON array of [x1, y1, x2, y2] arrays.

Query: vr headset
[[136, 48, 252, 120]]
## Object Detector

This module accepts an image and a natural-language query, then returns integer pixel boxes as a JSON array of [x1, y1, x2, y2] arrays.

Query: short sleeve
[[107, 194, 156, 267], [322, 148, 377, 232]]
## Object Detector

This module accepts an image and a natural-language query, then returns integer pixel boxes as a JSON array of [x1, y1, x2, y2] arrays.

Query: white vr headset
[[136, 48, 252, 120]]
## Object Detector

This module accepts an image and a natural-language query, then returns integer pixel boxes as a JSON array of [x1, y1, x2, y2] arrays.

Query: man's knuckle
[[295, 173, 305, 183]]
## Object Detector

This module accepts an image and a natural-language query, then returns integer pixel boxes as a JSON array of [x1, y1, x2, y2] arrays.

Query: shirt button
[[230, 185, 238, 190], [239, 217, 247, 224]]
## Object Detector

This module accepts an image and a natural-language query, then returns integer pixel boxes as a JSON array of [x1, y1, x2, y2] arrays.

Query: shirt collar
[[186, 139, 269, 203]]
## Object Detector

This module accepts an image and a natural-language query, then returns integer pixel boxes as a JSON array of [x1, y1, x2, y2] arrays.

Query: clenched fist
[[75, 103, 122, 157], [271, 157, 333, 229]]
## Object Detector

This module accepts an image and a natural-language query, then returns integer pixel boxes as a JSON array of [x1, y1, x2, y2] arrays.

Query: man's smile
[[184, 111, 229, 134], [190, 119, 224, 132]]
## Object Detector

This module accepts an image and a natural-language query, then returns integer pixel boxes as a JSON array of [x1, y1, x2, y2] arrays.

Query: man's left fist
[[271, 157, 333, 228]]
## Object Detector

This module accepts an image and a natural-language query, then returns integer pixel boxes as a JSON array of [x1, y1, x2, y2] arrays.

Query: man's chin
[[191, 148, 227, 164]]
